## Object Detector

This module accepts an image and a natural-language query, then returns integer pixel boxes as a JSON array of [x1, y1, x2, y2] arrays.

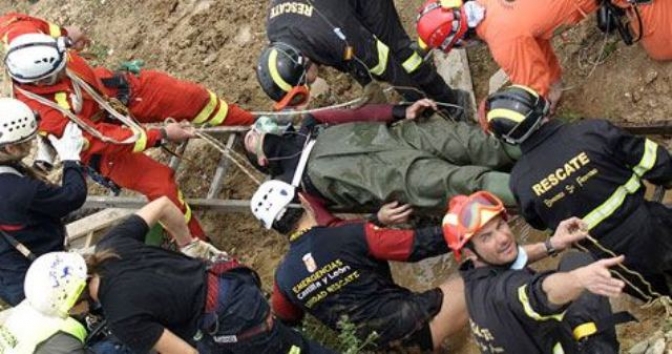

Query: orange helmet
[[416, 0, 468, 53], [442, 191, 506, 261]]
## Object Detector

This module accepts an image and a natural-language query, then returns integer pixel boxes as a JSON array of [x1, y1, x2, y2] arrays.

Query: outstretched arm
[[543, 255, 625, 306], [524, 217, 589, 263], [310, 99, 437, 125]]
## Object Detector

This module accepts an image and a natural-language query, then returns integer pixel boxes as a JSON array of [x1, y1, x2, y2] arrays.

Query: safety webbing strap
[[0, 229, 36, 261], [291, 139, 316, 188]]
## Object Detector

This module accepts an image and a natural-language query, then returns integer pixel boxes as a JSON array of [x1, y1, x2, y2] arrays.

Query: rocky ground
[[1, 0, 671, 352]]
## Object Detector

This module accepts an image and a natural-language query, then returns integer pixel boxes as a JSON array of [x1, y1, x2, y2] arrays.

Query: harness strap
[[291, 139, 316, 188]]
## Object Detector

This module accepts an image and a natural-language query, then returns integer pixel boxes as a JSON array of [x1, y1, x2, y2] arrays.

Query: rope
[[574, 235, 672, 315], [193, 130, 264, 185]]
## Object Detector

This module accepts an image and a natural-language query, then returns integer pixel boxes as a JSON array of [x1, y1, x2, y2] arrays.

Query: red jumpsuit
[[613, 0, 672, 61], [1, 13, 256, 239], [475, 0, 599, 96]]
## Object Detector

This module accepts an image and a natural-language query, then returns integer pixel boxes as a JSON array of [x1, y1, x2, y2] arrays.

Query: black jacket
[[512, 119, 672, 237], [460, 262, 568, 353], [0, 161, 86, 304]]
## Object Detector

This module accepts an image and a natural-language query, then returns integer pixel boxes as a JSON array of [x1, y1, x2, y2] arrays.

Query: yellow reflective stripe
[[178, 190, 192, 222], [488, 108, 525, 123], [61, 318, 87, 343], [402, 52, 423, 73], [192, 91, 218, 124], [511, 84, 540, 99], [583, 175, 640, 229], [583, 139, 656, 229], [517, 284, 564, 321], [417, 37, 428, 50], [48, 23, 62, 37], [288, 345, 301, 354], [131, 129, 148, 152], [573, 322, 597, 340], [205, 100, 229, 126], [268, 49, 293, 92], [553, 342, 565, 354], [633, 139, 658, 177], [369, 40, 390, 76], [54, 92, 71, 110]]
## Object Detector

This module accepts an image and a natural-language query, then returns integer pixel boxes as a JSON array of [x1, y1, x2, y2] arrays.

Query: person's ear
[[257, 156, 268, 166], [463, 248, 478, 262], [298, 193, 315, 218]]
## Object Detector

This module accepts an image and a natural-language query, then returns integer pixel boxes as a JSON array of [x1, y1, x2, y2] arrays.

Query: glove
[[33, 136, 57, 172], [352, 81, 388, 109], [48, 122, 84, 162], [180, 239, 229, 263]]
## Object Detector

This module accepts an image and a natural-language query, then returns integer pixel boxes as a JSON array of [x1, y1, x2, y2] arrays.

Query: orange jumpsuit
[[613, 0, 672, 61], [475, 0, 599, 96], [1, 13, 256, 240]]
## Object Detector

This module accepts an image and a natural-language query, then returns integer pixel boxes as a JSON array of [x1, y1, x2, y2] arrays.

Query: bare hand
[[164, 122, 194, 143], [377, 201, 413, 226], [63, 26, 89, 50], [571, 255, 626, 298], [405, 99, 438, 120], [549, 217, 589, 251]]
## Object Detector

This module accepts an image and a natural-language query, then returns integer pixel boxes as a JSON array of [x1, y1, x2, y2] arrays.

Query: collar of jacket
[[459, 259, 534, 282], [520, 119, 565, 154]]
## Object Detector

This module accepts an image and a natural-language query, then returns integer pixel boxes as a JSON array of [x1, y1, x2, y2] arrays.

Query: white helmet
[[4, 33, 68, 83], [24, 252, 88, 318], [0, 98, 38, 146], [251, 180, 296, 229]]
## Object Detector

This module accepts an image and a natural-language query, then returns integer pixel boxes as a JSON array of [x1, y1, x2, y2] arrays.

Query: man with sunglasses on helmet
[[444, 191, 625, 353], [257, 0, 473, 120], [482, 84, 672, 299], [0, 13, 258, 242], [416, 0, 601, 110], [244, 99, 520, 214], [249, 179, 469, 352]]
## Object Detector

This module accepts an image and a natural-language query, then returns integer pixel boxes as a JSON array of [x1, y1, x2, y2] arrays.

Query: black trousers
[[343, 0, 458, 104], [556, 252, 619, 353]]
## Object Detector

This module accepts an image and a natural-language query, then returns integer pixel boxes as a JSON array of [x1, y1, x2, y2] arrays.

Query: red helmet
[[416, 0, 468, 53], [442, 191, 506, 261]]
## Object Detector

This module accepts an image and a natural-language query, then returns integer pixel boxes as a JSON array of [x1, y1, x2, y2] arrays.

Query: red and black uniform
[[0, 161, 86, 305], [0, 13, 255, 240], [511, 119, 672, 296], [461, 252, 617, 353], [271, 199, 449, 351], [266, 0, 461, 104]]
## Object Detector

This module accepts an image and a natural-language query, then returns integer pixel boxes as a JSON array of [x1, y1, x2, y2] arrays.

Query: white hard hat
[[251, 180, 296, 229], [0, 98, 38, 146], [4, 33, 68, 83], [24, 252, 88, 318]]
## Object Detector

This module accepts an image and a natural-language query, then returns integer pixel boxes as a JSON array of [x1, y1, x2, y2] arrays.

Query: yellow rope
[[575, 235, 672, 315]]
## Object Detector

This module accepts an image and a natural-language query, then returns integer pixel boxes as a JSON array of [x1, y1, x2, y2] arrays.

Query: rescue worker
[[482, 85, 672, 298], [257, 0, 471, 120], [609, 0, 672, 61], [0, 98, 86, 306], [250, 180, 469, 352], [83, 196, 333, 354], [0, 13, 258, 241], [244, 99, 519, 213], [415, 0, 602, 109], [444, 191, 625, 353], [0, 252, 89, 354]]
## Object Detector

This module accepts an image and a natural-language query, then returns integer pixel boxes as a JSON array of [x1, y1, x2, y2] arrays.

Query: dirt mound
[[1, 0, 670, 352]]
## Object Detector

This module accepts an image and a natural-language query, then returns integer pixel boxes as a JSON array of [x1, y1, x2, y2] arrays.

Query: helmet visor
[[457, 191, 504, 236]]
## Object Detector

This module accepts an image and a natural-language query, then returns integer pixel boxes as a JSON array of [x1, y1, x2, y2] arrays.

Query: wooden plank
[[66, 208, 135, 241], [207, 134, 237, 199], [82, 196, 252, 212], [488, 69, 509, 94], [432, 48, 477, 121]]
